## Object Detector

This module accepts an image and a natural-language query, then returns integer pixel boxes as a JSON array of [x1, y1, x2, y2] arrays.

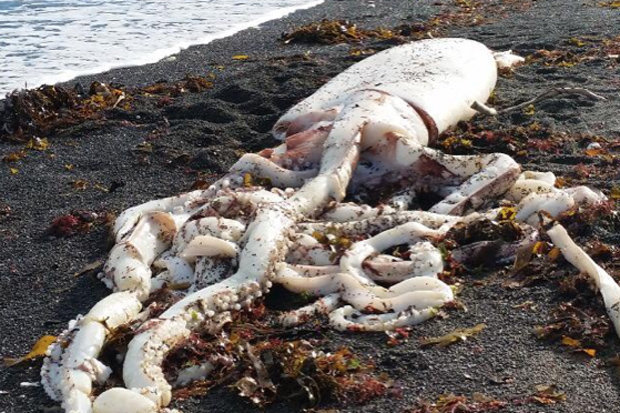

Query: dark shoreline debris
[[420, 323, 486, 348], [281, 0, 535, 46], [281, 19, 399, 45], [48, 210, 115, 237], [0, 75, 215, 143], [407, 384, 566, 412], [3, 335, 57, 367]]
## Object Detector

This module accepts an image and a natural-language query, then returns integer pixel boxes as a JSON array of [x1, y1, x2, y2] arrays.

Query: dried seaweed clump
[[407, 393, 508, 413], [0, 82, 125, 142], [420, 324, 487, 348], [534, 302, 609, 358], [534, 265, 615, 353], [439, 217, 524, 270], [598, 1, 620, 8], [281, 19, 396, 45], [526, 35, 620, 67], [233, 340, 391, 407], [435, 120, 581, 156], [281, 0, 535, 46], [0, 75, 214, 142], [140, 74, 214, 97], [407, 385, 566, 412], [556, 201, 618, 238], [48, 209, 115, 237], [531, 222, 619, 354]]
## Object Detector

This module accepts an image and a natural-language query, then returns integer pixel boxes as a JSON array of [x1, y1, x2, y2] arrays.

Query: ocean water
[[0, 0, 323, 95]]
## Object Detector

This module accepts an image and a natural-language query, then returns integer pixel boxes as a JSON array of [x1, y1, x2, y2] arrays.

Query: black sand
[[1, 0, 619, 412]]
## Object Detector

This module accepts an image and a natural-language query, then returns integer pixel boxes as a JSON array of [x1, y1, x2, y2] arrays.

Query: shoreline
[[0, 0, 326, 96], [1, 1, 619, 412]]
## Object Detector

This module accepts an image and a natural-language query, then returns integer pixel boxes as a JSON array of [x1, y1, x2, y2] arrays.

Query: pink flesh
[[272, 126, 331, 168], [257, 147, 274, 158], [366, 131, 403, 158], [410, 154, 455, 178], [285, 108, 339, 137]]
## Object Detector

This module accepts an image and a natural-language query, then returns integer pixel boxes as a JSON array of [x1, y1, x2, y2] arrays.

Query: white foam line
[[4, 0, 325, 95]]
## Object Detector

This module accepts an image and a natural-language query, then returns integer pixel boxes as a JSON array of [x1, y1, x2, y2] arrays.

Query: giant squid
[[39, 38, 616, 413]]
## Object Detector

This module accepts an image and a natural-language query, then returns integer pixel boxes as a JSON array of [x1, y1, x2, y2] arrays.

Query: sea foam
[[0, 0, 324, 95]]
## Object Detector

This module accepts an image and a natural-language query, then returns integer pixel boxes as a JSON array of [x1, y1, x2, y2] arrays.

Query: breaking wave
[[0, 0, 323, 95]]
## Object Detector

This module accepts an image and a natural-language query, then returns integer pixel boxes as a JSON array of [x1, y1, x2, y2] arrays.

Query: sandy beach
[[1, 0, 619, 412]]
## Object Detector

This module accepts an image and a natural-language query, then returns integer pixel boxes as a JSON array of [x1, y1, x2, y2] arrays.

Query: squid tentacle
[[427, 150, 521, 215], [106, 89, 400, 410], [41, 292, 143, 412], [279, 293, 341, 327]]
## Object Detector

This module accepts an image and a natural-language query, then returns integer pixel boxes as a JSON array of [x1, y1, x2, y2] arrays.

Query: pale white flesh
[[274, 38, 498, 142], [40, 38, 614, 413]]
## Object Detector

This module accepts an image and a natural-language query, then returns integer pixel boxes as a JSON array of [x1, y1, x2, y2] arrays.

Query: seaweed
[[407, 385, 566, 412], [526, 384, 566, 405], [281, 19, 397, 45], [407, 393, 508, 413], [2, 149, 27, 162], [555, 200, 619, 238], [3, 335, 57, 367], [420, 324, 486, 348], [599, 1, 620, 8], [532, 234, 617, 352], [438, 217, 528, 272], [140, 74, 214, 97], [48, 209, 114, 237], [526, 35, 620, 68], [0, 83, 125, 142], [235, 340, 390, 406], [0, 75, 214, 142], [281, 1, 534, 47], [534, 295, 612, 350], [436, 120, 606, 157], [447, 219, 522, 245], [157, 300, 392, 409]]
